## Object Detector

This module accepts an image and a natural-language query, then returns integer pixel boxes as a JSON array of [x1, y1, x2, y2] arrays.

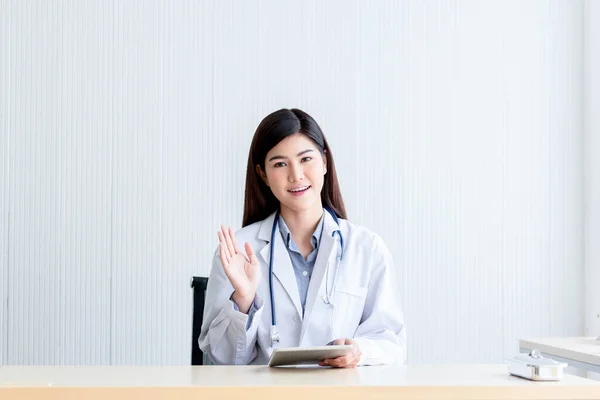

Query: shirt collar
[[278, 211, 325, 251]]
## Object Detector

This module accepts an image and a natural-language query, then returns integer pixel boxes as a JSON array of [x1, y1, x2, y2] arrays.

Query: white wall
[[584, 0, 600, 341], [0, 0, 585, 365]]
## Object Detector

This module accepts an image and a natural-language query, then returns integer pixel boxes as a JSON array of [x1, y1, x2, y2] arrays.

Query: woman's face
[[259, 133, 327, 214]]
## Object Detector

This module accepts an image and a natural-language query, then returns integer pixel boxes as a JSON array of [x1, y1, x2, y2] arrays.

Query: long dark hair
[[242, 108, 347, 227]]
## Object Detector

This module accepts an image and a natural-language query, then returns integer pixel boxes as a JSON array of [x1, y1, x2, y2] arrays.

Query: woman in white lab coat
[[199, 109, 406, 367]]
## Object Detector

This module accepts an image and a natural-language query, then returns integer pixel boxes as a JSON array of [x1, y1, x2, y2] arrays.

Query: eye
[[273, 162, 287, 168], [301, 156, 312, 162]]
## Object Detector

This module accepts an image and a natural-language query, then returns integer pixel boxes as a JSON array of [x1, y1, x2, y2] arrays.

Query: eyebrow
[[268, 149, 314, 162]]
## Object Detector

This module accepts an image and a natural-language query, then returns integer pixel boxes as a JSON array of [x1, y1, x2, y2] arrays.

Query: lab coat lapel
[[258, 213, 303, 320], [300, 211, 339, 343]]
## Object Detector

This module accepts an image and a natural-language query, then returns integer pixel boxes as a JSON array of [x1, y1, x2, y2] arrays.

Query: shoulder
[[336, 219, 394, 282], [338, 219, 391, 257], [232, 219, 265, 248]]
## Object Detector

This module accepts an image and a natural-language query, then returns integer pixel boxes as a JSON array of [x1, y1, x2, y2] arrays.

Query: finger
[[326, 360, 344, 368], [229, 227, 240, 253], [347, 351, 362, 368], [219, 242, 230, 266], [245, 242, 258, 265], [320, 359, 332, 366], [222, 225, 236, 257], [331, 355, 353, 367], [341, 360, 359, 369], [328, 352, 360, 368], [218, 231, 231, 259], [220, 226, 233, 258], [320, 338, 347, 367], [322, 357, 340, 367], [232, 230, 250, 263]]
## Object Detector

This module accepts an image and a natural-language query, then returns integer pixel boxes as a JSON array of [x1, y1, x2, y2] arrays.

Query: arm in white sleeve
[[198, 248, 264, 365], [354, 235, 407, 366], [232, 297, 258, 330]]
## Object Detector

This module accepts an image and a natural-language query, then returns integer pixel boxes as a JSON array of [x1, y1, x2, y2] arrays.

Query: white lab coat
[[199, 210, 407, 366]]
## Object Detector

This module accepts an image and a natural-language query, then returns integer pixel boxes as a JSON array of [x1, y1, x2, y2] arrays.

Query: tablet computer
[[268, 345, 354, 367]]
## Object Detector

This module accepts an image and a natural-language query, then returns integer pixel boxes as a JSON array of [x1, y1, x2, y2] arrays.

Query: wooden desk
[[1, 365, 600, 400], [520, 337, 600, 373]]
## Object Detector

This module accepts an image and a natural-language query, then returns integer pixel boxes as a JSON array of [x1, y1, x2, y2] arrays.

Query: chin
[[281, 198, 320, 213]]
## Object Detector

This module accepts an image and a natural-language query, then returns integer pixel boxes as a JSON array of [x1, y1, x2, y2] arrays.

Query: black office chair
[[190, 276, 209, 365]]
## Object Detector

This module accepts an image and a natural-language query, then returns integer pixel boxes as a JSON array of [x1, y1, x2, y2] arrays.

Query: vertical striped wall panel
[[0, 0, 585, 365], [584, 0, 600, 341], [1, 1, 9, 365]]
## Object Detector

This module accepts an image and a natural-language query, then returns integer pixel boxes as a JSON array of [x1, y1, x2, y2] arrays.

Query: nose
[[288, 163, 304, 182]]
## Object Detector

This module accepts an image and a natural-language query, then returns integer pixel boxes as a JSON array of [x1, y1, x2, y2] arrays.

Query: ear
[[255, 164, 269, 186], [322, 151, 328, 174]]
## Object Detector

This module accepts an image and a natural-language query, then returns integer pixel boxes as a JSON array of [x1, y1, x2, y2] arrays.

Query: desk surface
[[520, 337, 600, 366], [1, 365, 600, 400]]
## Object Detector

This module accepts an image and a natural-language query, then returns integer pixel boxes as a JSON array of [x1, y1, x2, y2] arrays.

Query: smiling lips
[[288, 185, 311, 196]]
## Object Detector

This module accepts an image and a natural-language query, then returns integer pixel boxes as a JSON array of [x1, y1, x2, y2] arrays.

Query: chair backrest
[[190, 276, 209, 365]]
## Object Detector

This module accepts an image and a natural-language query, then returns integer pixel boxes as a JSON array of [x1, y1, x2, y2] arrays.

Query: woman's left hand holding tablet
[[319, 338, 362, 368]]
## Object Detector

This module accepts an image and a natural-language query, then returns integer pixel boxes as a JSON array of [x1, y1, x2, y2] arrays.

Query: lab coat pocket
[[331, 285, 368, 338]]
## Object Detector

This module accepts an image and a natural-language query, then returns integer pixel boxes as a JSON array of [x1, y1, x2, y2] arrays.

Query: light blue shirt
[[233, 213, 325, 328], [277, 214, 324, 316]]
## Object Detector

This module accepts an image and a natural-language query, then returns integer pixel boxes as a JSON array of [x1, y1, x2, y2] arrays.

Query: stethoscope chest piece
[[270, 325, 280, 347]]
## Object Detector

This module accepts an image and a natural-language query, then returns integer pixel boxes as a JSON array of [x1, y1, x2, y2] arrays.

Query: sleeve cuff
[[228, 293, 265, 331]]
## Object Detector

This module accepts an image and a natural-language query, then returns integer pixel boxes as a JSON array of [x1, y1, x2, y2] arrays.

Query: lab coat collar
[[258, 212, 303, 319], [257, 208, 340, 242], [256, 209, 342, 326]]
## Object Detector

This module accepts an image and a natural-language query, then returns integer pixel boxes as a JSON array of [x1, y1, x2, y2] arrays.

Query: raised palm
[[218, 226, 260, 299]]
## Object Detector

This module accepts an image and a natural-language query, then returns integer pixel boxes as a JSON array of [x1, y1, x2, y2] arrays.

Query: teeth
[[289, 186, 309, 192]]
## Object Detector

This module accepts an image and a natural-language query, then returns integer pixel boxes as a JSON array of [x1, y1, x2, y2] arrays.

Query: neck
[[279, 203, 323, 242]]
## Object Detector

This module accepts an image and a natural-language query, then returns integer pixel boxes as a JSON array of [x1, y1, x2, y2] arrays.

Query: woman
[[199, 109, 406, 367]]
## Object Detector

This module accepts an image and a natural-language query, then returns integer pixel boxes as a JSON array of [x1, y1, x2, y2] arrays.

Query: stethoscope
[[269, 207, 344, 347]]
